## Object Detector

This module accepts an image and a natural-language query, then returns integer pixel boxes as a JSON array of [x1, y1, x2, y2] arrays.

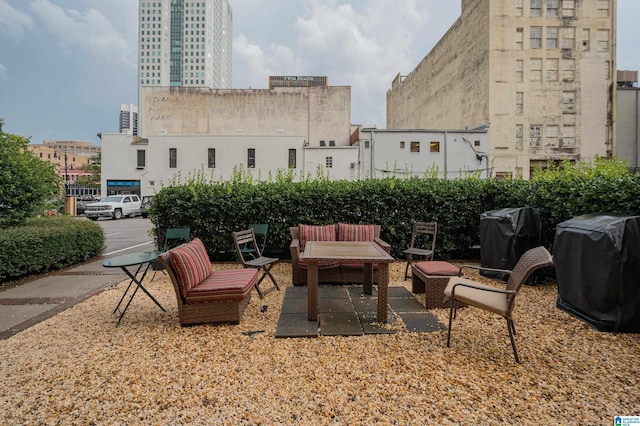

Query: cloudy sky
[[0, 0, 638, 145]]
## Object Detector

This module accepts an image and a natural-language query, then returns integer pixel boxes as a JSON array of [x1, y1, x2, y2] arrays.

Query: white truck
[[84, 194, 142, 220]]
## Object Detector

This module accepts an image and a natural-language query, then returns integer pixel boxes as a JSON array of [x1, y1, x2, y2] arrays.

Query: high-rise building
[[387, 0, 616, 179], [119, 104, 138, 135], [138, 0, 232, 90]]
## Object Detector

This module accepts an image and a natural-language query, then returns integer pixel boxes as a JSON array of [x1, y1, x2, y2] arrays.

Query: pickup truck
[[84, 194, 142, 220]]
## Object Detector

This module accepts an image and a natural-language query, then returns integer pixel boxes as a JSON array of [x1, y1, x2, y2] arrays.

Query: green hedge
[[149, 160, 640, 260], [0, 217, 105, 283]]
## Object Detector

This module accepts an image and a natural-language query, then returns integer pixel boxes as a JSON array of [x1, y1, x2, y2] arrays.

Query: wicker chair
[[444, 246, 554, 363], [160, 239, 258, 326]]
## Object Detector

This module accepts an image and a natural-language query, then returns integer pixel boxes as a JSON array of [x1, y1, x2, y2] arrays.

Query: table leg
[[114, 262, 166, 327], [377, 263, 389, 323], [363, 262, 373, 294], [308, 260, 318, 321]]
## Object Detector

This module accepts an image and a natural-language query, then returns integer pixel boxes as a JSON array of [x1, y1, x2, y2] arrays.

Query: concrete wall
[[139, 86, 352, 147], [357, 128, 489, 179], [100, 133, 359, 197], [617, 87, 640, 172]]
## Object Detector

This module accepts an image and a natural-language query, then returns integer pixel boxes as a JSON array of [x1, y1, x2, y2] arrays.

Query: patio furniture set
[[103, 220, 554, 363]]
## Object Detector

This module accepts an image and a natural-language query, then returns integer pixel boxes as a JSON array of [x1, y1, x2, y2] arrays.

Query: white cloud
[[0, 62, 7, 79], [233, 34, 302, 88], [0, 0, 34, 39], [29, 0, 136, 69]]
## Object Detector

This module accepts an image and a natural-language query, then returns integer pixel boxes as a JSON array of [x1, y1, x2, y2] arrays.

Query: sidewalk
[[0, 258, 127, 340]]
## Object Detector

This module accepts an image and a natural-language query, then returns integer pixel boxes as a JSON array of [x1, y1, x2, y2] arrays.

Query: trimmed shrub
[[149, 159, 640, 260], [0, 217, 104, 283]]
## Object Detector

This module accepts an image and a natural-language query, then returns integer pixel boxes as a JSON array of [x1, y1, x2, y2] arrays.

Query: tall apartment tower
[[387, 0, 616, 179], [119, 104, 138, 135], [138, 0, 232, 90]]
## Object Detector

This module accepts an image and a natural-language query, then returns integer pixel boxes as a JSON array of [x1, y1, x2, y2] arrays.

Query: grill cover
[[554, 213, 640, 333], [479, 207, 542, 281]]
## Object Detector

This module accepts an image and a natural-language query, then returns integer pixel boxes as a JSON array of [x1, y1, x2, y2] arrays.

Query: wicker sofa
[[289, 223, 391, 286], [160, 238, 258, 326]]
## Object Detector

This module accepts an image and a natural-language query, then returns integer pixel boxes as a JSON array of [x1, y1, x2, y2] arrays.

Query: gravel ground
[[0, 261, 638, 425]]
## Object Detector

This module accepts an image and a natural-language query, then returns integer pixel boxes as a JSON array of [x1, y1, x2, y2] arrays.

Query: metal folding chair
[[233, 228, 279, 298], [402, 221, 437, 280], [151, 227, 190, 281]]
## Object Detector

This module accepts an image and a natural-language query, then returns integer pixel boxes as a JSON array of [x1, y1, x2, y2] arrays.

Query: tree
[[77, 152, 101, 185], [0, 132, 61, 227]]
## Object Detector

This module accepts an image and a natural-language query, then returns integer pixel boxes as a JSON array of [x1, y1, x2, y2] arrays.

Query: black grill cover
[[479, 207, 542, 281], [554, 213, 640, 333]]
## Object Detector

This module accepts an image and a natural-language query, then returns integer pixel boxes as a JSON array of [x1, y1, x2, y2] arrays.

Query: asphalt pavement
[[0, 217, 156, 340]]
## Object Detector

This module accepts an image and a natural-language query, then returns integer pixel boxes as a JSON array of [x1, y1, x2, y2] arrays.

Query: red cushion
[[299, 224, 336, 252], [338, 223, 376, 242], [184, 269, 258, 303], [169, 238, 212, 295], [414, 261, 458, 276]]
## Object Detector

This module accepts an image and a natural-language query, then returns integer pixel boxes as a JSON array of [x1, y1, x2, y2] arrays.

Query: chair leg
[[404, 255, 412, 280], [446, 298, 455, 347], [506, 318, 521, 363], [254, 264, 279, 298]]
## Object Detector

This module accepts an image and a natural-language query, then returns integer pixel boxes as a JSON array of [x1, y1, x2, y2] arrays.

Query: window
[[516, 0, 523, 16], [530, 26, 542, 48], [288, 149, 296, 168], [562, 91, 575, 113], [169, 148, 177, 168], [247, 148, 255, 168], [364, 140, 370, 148], [516, 124, 524, 149], [547, 0, 559, 16], [562, 125, 576, 147], [530, 125, 542, 147], [582, 28, 591, 51], [597, 0, 610, 17], [516, 92, 524, 115], [530, 0, 541, 16], [562, 59, 575, 81], [546, 125, 559, 147], [410, 142, 420, 152], [562, 27, 575, 49], [329, 140, 335, 146], [547, 27, 559, 48], [562, 0, 575, 17], [137, 149, 146, 168], [430, 142, 440, 153], [400, 141, 405, 149], [207, 148, 215, 168], [546, 58, 559, 81], [597, 29, 609, 52], [516, 59, 524, 82], [325, 156, 333, 168], [530, 58, 543, 82], [516, 28, 524, 49], [319, 140, 326, 147]]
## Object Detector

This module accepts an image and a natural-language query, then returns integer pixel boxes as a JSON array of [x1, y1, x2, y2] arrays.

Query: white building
[[356, 128, 489, 179], [138, 0, 232, 91]]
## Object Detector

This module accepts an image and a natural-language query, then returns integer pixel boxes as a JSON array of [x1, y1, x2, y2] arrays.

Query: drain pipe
[[443, 131, 448, 178]]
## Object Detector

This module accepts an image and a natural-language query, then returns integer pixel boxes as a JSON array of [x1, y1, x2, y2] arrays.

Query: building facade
[[616, 71, 639, 173], [387, 0, 616, 178], [356, 128, 489, 179], [138, 0, 232, 91], [29, 141, 100, 197], [119, 104, 139, 135], [139, 85, 352, 146]]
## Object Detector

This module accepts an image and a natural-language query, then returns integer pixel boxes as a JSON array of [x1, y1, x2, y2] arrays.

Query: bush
[[149, 159, 640, 260], [0, 217, 105, 283]]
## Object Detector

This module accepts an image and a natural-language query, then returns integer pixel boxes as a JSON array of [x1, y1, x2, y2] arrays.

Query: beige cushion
[[444, 277, 509, 316]]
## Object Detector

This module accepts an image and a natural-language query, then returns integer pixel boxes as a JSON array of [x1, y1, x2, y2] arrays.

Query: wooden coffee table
[[303, 241, 394, 322]]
